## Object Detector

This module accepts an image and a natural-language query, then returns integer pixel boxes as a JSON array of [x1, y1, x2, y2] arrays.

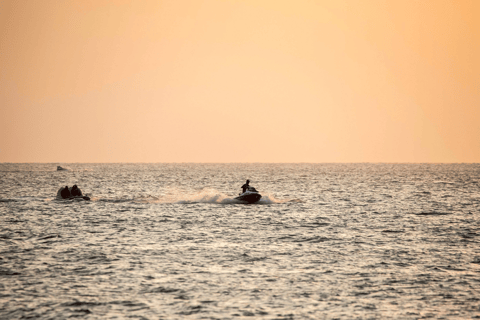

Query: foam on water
[[154, 188, 288, 204], [173, 188, 229, 204]]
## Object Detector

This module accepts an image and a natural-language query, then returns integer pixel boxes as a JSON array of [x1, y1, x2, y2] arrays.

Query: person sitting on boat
[[60, 186, 71, 199], [71, 185, 83, 197], [241, 180, 250, 194]]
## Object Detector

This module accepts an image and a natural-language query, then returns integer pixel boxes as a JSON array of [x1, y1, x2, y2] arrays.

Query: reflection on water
[[0, 163, 479, 319]]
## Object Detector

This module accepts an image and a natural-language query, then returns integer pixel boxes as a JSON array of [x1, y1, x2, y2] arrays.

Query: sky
[[1, 0, 478, 163]]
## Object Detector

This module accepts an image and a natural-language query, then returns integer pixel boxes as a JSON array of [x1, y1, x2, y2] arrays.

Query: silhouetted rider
[[241, 180, 250, 194], [71, 185, 82, 197], [61, 186, 71, 199]]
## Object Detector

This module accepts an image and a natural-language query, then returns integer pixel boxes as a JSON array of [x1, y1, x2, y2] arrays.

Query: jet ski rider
[[71, 185, 83, 197], [60, 186, 71, 199], [241, 180, 250, 194]]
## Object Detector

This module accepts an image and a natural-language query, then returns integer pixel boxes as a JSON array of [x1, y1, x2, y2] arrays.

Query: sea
[[1, 163, 479, 319]]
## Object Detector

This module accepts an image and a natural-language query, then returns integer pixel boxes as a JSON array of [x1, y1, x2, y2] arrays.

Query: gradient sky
[[1, 0, 478, 163]]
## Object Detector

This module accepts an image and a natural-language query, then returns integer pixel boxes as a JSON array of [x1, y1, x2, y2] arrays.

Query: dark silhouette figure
[[71, 185, 82, 196], [60, 186, 71, 199], [241, 180, 250, 194]]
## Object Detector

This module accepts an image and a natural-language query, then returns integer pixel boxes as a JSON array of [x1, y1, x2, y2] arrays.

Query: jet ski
[[56, 186, 90, 201], [63, 196, 90, 201], [66, 195, 90, 201], [235, 187, 262, 204]]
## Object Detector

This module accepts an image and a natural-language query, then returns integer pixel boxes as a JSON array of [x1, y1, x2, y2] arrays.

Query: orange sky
[[1, 0, 479, 163]]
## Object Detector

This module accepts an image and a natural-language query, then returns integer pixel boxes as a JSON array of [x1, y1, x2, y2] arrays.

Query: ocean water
[[1, 163, 479, 319]]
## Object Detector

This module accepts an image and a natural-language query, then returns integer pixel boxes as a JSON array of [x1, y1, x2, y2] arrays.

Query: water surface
[[1, 163, 479, 319]]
